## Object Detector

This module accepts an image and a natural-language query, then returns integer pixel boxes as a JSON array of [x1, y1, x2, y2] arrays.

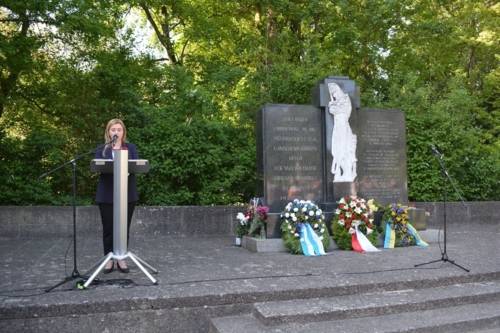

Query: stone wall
[[0, 206, 240, 239], [412, 201, 500, 228], [0, 202, 498, 238]]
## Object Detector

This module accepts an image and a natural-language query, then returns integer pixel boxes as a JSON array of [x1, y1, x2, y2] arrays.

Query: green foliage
[[381, 73, 500, 201], [0, 0, 498, 205], [136, 114, 255, 205]]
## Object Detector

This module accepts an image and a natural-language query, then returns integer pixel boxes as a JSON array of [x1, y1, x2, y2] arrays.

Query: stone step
[[209, 300, 500, 333], [253, 280, 500, 325]]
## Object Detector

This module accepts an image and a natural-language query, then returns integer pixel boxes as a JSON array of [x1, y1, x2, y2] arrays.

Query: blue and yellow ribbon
[[384, 220, 396, 248], [407, 223, 429, 247]]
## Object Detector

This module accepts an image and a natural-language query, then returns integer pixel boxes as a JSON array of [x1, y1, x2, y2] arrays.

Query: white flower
[[346, 212, 352, 218], [339, 197, 346, 204], [350, 201, 356, 208], [348, 227, 355, 234], [314, 223, 319, 228], [369, 218, 374, 223], [352, 220, 360, 227], [354, 207, 362, 214], [293, 207, 299, 212], [335, 209, 341, 215], [367, 227, 373, 235], [288, 225, 292, 230], [338, 220, 345, 226], [294, 233, 300, 237], [319, 236, 324, 240], [302, 207, 307, 212], [309, 210, 315, 216], [292, 216, 297, 222], [236, 212, 245, 220], [304, 215, 309, 220], [317, 209, 322, 215], [320, 228, 325, 233], [285, 212, 290, 218]]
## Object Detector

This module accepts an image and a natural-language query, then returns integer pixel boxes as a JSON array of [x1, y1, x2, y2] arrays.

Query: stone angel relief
[[328, 82, 357, 182]]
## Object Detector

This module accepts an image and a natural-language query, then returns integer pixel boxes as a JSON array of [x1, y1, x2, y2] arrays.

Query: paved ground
[[0, 222, 498, 310]]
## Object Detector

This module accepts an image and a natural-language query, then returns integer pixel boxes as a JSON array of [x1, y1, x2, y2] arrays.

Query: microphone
[[111, 134, 118, 145]]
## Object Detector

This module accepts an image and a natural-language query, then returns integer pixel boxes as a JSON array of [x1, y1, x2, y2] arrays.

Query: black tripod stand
[[41, 141, 114, 292], [414, 145, 469, 272]]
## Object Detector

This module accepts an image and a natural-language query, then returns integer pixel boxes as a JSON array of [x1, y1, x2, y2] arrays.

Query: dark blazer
[[95, 142, 139, 203]]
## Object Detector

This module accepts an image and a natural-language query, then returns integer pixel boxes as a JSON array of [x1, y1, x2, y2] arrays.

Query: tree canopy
[[1, 0, 498, 205]]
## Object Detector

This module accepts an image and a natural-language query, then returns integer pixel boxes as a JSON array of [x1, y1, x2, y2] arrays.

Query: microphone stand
[[415, 148, 469, 272], [41, 139, 115, 292]]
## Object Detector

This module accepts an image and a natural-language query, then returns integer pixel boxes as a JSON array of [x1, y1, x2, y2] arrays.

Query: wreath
[[280, 199, 330, 254], [381, 203, 416, 247], [331, 196, 379, 250]]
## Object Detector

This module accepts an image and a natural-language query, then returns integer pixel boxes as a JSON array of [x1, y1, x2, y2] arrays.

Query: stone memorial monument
[[257, 76, 409, 237]]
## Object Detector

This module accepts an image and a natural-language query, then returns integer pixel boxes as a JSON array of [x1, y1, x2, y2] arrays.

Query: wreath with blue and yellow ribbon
[[381, 204, 428, 248]]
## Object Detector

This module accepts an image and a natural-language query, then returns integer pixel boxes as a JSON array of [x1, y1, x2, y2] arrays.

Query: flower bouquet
[[235, 212, 250, 240], [382, 203, 428, 248], [331, 196, 379, 251], [236, 198, 269, 240], [280, 199, 330, 255]]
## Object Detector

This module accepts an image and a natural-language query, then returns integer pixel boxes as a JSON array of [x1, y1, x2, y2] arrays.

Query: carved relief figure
[[328, 82, 357, 182]]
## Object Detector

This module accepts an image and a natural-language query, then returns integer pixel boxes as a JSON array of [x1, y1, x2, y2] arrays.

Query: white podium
[[84, 150, 158, 288]]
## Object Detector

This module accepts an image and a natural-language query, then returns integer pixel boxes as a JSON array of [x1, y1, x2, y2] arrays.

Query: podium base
[[83, 251, 158, 288]]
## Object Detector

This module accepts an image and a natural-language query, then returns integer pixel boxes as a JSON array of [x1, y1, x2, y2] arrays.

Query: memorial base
[[242, 229, 439, 253]]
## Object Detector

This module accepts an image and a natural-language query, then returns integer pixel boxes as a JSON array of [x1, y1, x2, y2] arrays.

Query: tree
[[0, 0, 498, 205]]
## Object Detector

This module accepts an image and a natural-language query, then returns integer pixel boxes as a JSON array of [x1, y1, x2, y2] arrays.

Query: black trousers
[[98, 202, 136, 255]]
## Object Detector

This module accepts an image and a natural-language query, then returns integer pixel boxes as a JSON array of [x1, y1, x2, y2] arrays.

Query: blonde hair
[[102, 118, 127, 157]]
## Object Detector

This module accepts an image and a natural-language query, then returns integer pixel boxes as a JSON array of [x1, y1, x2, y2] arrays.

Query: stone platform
[[242, 229, 440, 253], [0, 223, 499, 332]]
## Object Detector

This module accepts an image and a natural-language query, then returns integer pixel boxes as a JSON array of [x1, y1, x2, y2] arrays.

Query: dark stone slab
[[356, 108, 408, 205], [257, 104, 324, 213], [263, 213, 281, 238], [312, 76, 361, 110]]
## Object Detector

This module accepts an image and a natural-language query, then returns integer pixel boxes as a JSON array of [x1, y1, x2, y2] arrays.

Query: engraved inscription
[[357, 110, 407, 204], [262, 105, 323, 211]]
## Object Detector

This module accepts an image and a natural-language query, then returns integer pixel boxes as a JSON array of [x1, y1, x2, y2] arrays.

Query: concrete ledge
[[413, 201, 500, 228], [0, 205, 240, 238], [242, 236, 286, 253], [0, 202, 498, 239]]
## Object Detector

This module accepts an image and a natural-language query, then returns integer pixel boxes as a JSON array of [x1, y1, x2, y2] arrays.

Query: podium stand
[[84, 150, 158, 288]]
